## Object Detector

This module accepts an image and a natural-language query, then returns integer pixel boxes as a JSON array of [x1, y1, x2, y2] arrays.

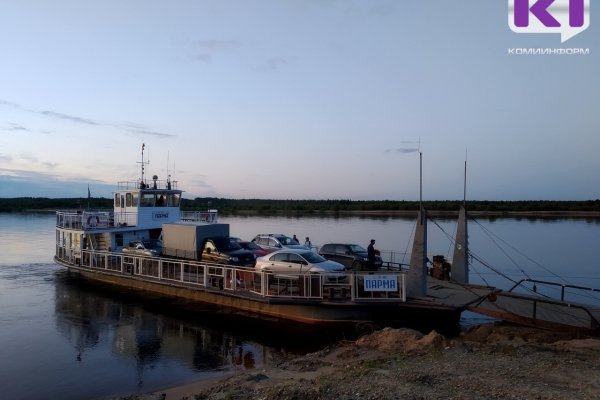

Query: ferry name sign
[[364, 275, 398, 292]]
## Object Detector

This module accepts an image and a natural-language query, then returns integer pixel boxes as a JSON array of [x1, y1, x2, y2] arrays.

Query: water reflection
[[49, 269, 341, 399], [53, 271, 274, 388], [47, 271, 289, 398]]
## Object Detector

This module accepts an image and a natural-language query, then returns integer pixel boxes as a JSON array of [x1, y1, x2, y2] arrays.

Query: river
[[1, 212, 599, 400]]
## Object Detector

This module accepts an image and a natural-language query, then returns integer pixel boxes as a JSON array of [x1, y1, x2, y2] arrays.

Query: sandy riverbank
[[123, 323, 600, 400]]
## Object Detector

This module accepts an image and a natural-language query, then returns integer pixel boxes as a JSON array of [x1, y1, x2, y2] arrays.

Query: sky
[[0, 0, 598, 201]]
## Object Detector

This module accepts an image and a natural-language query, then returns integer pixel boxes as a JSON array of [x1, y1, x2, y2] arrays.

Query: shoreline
[[128, 323, 600, 400], [278, 210, 600, 219]]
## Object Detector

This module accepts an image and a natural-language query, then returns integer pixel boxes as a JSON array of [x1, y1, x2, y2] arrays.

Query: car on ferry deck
[[252, 234, 308, 252], [254, 248, 346, 282], [319, 243, 383, 271], [201, 236, 256, 267], [122, 239, 163, 257], [236, 240, 273, 257]]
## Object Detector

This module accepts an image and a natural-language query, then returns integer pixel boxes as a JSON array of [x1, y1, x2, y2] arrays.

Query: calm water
[[1, 213, 600, 399]]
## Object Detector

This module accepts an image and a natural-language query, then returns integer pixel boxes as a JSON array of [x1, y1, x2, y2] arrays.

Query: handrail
[[55, 247, 406, 303], [490, 289, 600, 330], [508, 278, 600, 301]]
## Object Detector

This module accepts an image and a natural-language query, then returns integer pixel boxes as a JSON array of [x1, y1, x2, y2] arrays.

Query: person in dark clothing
[[367, 239, 377, 271]]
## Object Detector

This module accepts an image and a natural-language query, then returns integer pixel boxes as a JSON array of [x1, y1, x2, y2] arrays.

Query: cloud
[[39, 110, 101, 126], [43, 162, 59, 169], [193, 40, 242, 50], [191, 54, 212, 63], [3, 123, 30, 132], [0, 99, 175, 139], [0, 100, 21, 108], [0, 169, 114, 197], [384, 148, 419, 154], [188, 39, 240, 64], [115, 122, 175, 138], [125, 128, 175, 138], [266, 57, 288, 70]]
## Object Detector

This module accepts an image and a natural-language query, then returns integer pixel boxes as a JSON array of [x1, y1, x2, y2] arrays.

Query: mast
[[137, 143, 150, 188], [452, 157, 469, 284], [407, 152, 428, 298]]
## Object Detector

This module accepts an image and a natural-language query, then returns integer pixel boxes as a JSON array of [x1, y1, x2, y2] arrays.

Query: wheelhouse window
[[140, 193, 155, 207], [126, 193, 133, 207], [169, 193, 181, 207], [114, 194, 120, 207]]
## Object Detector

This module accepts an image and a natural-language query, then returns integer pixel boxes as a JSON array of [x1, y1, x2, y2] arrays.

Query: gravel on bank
[[122, 323, 600, 400]]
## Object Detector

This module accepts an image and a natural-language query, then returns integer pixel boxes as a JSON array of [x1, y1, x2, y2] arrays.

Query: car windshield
[[143, 240, 162, 250], [212, 237, 242, 251], [300, 252, 327, 264], [241, 242, 261, 250], [348, 244, 366, 253], [276, 235, 297, 245]]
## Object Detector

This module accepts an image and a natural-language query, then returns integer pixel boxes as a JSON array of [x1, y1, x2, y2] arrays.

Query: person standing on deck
[[367, 239, 377, 271], [292, 234, 299, 244], [304, 237, 312, 250]]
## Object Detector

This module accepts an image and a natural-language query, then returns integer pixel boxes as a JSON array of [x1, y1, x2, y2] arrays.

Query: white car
[[254, 248, 346, 282], [122, 239, 163, 257]]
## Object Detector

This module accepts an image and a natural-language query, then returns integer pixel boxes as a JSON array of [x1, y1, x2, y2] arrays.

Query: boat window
[[169, 193, 180, 207], [140, 193, 155, 207], [114, 194, 120, 207], [126, 193, 133, 207], [156, 194, 166, 207], [115, 234, 123, 247], [131, 193, 138, 207]]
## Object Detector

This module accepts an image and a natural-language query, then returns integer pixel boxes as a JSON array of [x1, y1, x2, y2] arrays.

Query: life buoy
[[87, 215, 100, 227]]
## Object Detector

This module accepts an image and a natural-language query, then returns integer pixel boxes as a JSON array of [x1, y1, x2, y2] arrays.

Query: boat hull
[[55, 257, 463, 336]]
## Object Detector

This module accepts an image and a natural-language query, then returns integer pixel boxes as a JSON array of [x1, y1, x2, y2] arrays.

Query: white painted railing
[[55, 247, 406, 302]]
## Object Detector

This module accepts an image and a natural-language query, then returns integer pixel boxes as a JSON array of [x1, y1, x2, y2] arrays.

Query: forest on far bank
[[1, 196, 599, 215]]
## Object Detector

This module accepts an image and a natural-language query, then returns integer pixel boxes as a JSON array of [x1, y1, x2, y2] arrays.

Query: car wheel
[[351, 261, 362, 271]]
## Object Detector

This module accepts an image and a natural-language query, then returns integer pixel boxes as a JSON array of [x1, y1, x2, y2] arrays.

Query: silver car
[[254, 248, 346, 282], [122, 239, 163, 257], [252, 234, 308, 251]]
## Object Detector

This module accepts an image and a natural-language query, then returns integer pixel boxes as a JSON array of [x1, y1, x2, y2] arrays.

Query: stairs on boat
[[89, 234, 110, 251]]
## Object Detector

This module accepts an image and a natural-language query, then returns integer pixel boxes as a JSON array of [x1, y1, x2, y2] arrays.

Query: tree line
[[1, 196, 599, 214]]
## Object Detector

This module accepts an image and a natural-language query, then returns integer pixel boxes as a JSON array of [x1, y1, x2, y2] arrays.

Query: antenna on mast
[[463, 149, 468, 206], [137, 143, 150, 187], [166, 151, 173, 190], [419, 151, 423, 208]]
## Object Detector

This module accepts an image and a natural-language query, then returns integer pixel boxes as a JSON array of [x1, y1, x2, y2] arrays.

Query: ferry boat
[[54, 149, 600, 335], [53, 149, 479, 335]]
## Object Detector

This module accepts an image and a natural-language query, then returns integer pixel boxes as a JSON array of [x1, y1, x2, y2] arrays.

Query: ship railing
[[180, 210, 219, 223], [117, 180, 179, 191], [378, 250, 410, 268], [509, 278, 600, 302], [60, 248, 407, 302], [56, 211, 115, 230], [113, 212, 138, 227]]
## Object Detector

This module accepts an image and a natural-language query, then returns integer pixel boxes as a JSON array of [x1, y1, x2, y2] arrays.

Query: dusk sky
[[1, 1, 598, 201]]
